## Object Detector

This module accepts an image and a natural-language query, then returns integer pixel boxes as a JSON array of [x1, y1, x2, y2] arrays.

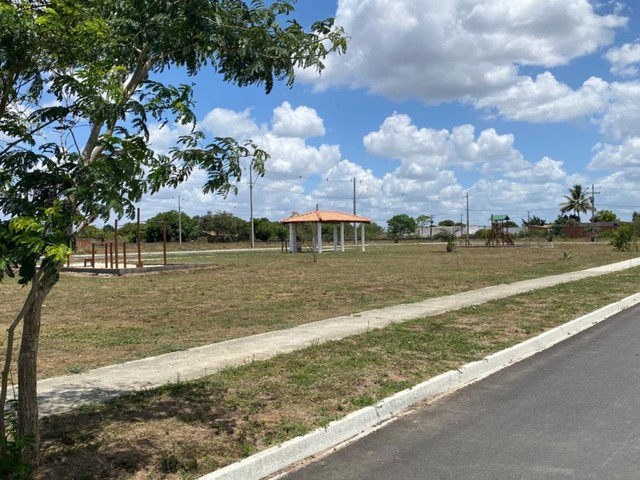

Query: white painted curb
[[199, 292, 640, 480]]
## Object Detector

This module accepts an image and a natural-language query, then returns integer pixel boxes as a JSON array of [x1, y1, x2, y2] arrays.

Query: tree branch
[[85, 45, 156, 165]]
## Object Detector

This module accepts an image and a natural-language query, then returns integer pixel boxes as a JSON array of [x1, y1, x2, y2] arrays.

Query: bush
[[610, 225, 637, 252], [1, 400, 34, 479], [434, 229, 458, 252], [474, 228, 490, 240]]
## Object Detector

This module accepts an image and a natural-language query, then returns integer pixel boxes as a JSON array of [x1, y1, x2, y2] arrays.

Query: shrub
[[1, 400, 34, 479], [610, 225, 636, 252], [434, 229, 458, 252]]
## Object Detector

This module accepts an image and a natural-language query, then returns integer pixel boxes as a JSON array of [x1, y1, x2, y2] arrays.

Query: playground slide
[[504, 233, 515, 245]]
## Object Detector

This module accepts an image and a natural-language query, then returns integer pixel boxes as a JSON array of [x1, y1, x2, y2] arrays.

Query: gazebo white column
[[361, 223, 366, 252], [289, 223, 296, 253], [340, 223, 345, 252], [333, 225, 338, 253], [316, 222, 323, 253]]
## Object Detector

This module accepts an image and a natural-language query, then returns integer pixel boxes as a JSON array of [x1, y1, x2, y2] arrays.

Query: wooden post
[[123, 243, 127, 269], [91, 243, 96, 268], [109, 242, 114, 268], [104, 243, 108, 268]]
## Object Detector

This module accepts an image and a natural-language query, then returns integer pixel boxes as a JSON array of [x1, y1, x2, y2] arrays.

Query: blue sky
[[141, 0, 640, 228]]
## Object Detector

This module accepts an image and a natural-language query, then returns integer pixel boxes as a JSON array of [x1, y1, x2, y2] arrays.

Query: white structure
[[281, 211, 372, 253]]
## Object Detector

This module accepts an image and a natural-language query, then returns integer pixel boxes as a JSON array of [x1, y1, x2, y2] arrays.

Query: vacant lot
[[34, 262, 640, 479], [0, 242, 635, 379], [2, 241, 640, 478]]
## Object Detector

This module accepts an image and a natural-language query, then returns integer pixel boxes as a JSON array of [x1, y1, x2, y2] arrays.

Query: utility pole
[[590, 184, 600, 221], [177, 195, 182, 246], [250, 167, 255, 248], [465, 192, 470, 246]]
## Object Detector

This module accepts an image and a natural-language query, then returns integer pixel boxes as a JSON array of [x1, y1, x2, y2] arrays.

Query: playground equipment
[[67, 208, 172, 269], [485, 214, 515, 246]]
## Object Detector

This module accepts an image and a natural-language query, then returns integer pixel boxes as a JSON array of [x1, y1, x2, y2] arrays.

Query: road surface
[[282, 303, 640, 480]]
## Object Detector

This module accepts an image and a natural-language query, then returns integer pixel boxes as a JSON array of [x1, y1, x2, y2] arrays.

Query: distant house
[[560, 222, 624, 239]]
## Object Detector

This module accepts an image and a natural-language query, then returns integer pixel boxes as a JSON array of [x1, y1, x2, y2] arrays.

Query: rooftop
[[281, 211, 372, 224]]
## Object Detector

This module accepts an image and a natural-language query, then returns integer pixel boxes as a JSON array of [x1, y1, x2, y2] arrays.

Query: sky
[[140, 0, 640, 228]]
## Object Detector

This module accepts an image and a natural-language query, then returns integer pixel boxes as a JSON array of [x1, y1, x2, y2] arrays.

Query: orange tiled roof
[[281, 211, 371, 224]]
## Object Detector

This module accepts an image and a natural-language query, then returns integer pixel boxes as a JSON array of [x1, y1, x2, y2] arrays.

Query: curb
[[199, 292, 640, 480]]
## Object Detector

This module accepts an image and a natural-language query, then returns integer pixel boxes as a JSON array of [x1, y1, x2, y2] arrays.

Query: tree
[[610, 225, 636, 252], [438, 219, 456, 227], [76, 225, 103, 240], [145, 210, 200, 242], [415, 214, 432, 236], [387, 214, 418, 239], [195, 211, 248, 242], [591, 209, 618, 222], [0, 0, 346, 467], [522, 215, 546, 227], [117, 222, 143, 244], [434, 228, 459, 252], [365, 222, 384, 240], [559, 185, 593, 222], [254, 217, 275, 242]]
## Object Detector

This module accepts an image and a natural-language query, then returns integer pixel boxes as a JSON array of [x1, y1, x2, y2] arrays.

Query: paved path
[[37, 257, 640, 417], [282, 302, 640, 480]]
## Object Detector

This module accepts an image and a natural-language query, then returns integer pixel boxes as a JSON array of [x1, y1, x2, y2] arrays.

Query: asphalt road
[[282, 303, 640, 480]]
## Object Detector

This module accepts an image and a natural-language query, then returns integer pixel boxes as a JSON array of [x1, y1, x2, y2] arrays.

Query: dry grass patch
[[36, 267, 640, 479], [1, 243, 634, 379]]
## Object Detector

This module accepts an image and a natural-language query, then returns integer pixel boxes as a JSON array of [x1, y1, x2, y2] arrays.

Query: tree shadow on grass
[[38, 380, 266, 479]]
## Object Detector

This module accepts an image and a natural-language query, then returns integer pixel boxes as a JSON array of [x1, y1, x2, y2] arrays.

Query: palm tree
[[560, 184, 593, 222], [434, 228, 459, 252]]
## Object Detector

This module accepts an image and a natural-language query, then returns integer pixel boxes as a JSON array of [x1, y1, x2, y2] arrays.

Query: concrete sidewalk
[[37, 257, 640, 417]]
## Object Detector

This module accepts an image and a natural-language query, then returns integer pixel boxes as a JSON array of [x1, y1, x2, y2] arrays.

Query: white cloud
[[606, 40, 640, 76], [475, 73, 610, 122], [258, 134, 342, 179], [599, 81, 640, 139], [200, 108, 261, 138], [140, 103, 344, 221], [363, 113, 529, 178], [271, 101, 325, 138], [506, 157, 567, 183], [589, 137, 640, 170], [303, 0, 626, 103], [148, 122, 194, 154]]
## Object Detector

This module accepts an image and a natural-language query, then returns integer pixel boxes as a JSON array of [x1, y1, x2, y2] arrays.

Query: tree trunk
[[17, 265, 59, 466]]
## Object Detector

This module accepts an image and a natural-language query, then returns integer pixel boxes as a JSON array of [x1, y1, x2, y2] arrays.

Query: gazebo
[[281, 211, 372, 253]]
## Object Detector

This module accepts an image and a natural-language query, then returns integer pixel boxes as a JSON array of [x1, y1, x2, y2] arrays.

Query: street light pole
[[466, 192, 470, 246], [178, 195, 182, 246], [250, 167, 255, 248]]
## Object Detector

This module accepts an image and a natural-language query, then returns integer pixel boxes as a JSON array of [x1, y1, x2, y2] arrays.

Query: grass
[[1, 242, 634, 379], [35, 266, 640, 479], [1, 241, 639, 478]]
